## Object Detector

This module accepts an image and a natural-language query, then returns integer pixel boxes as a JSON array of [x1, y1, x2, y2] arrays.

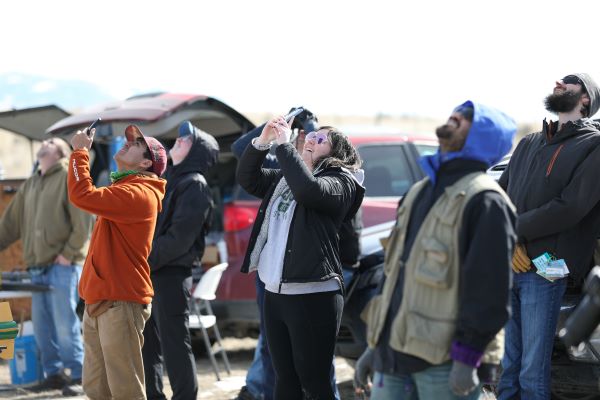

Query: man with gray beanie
[[497, 73, 600, 399]]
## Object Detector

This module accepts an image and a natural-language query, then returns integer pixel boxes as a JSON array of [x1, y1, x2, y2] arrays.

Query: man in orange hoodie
[[68, 124, 167, 400]]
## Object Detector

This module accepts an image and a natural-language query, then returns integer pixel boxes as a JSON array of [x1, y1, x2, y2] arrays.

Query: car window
[[359, 144, 414, 197], [415, 144, 438, 156]]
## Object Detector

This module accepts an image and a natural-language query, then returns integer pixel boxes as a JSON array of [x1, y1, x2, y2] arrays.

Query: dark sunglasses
[[562, 75, 583, 86], [306, 131, 329, 144]]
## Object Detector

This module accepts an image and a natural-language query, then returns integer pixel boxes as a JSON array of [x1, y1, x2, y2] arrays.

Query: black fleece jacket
[[374, 159, 516, 375], [236, 142, 365, 286], [499, 118, 600, 282], [148, 129, 219, 272], [231, 126, 363, 267]]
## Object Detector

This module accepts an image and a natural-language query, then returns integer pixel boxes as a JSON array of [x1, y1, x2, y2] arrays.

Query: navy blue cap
[[178, 121, 194, 137]]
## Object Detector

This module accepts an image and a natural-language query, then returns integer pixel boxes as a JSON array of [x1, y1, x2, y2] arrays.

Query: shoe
[[28, 372, 70, 392], [63, 378, 84, 397], [235, 385, 261, 400]]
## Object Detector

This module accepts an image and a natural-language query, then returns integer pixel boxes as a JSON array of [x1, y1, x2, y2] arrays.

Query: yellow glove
[[512, 244, 531, 273]]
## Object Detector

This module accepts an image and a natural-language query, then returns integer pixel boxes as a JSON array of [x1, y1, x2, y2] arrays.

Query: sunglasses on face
[[305, 131, 329, 144], [562, 75, 584, 86]]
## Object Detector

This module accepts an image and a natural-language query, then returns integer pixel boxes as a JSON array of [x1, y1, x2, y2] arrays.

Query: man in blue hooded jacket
[[142, 121, 219, 400], [354, 101, 517, 399]]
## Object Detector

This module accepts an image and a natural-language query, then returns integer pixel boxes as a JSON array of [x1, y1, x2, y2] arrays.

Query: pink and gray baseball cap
[[125, 125, 167, 176]]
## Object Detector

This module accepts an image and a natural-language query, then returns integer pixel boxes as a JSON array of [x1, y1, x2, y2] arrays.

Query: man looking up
[[356, 101, 517, 399], [498, 73, 600, 399], [0, 137, 92, 396], [143, 121, 219, 400], [68, 124, 167, 400]]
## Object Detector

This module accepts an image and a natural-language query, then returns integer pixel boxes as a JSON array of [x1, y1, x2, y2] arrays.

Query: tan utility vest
[[362, 172, 514, 365]]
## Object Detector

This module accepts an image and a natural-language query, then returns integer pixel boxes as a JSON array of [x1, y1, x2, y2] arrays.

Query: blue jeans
[[342, 268, 355, 288], [246, 333, 265, 399], [30, 263, 83, 379], [248, 275, 340, 400], [245, 275, 275, 400], [371, 364, 482, 400], [497, 272, 567, 400]]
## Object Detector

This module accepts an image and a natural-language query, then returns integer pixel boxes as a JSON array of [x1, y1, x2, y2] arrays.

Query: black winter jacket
[[231, 125, 363, 268], [148, 129, 219, 272], [499, 118, 600, 282], [374, 159, 516, 375], [236, 142, 365, 287]]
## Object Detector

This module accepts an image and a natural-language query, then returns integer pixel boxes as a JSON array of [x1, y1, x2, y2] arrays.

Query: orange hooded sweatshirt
[[68, 149, 166, 304]]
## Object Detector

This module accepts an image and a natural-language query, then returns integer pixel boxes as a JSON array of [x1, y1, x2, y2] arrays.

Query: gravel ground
[[0, 337, 497, 399], [0, 338, 358, 400]]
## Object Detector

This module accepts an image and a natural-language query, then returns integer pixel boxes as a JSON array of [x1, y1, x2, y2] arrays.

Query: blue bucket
[[9, 335, 42, 385]]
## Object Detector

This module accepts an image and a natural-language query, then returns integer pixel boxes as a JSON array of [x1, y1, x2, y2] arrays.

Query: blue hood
[[420, 100, 516, 182]]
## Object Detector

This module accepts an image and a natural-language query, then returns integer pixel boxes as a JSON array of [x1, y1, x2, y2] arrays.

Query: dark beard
[[544, 90, 582, 114], [435, 124, 467, 152], [436, 124, 453, 139]]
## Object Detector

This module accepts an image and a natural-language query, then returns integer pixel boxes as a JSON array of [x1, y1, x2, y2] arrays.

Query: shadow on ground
[[0, 338, 361, 400]]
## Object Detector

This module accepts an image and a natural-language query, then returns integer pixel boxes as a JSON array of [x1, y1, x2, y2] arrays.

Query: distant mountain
[[0, 73, 117, 112]]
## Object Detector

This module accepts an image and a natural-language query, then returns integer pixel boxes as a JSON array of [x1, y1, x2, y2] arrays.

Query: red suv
[[40, 92, 438, 337]]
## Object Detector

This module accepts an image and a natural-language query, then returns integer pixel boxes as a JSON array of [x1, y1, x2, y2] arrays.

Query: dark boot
[[62, 378, 84, 397], [28, 372, 70, 392]]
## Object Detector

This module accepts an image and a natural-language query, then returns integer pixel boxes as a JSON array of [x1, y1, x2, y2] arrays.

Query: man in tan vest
[[354, 101, 517, 399]]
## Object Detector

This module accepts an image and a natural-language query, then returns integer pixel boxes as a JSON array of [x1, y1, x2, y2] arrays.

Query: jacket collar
[[542, 118, 596, 144]]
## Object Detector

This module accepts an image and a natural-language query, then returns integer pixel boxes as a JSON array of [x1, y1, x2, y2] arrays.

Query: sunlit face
[[554, 75, 584, 95], [36, 138, 63, 162], [545, 75, 590, 115], [301, 128, 332, 170], [435, 111, 472, 153], [113, 137, 152, 171], [169, 135, 193, 165]]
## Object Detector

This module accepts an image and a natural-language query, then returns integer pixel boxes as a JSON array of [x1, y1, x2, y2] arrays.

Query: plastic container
[[9, 333, 42, 385]]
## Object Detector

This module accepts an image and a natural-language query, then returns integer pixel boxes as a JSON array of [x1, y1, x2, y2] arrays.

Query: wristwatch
[[252, 138, 273, 151]]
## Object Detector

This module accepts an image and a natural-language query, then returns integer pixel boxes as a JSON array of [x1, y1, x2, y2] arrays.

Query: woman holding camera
[[237, 115, 364, 399]]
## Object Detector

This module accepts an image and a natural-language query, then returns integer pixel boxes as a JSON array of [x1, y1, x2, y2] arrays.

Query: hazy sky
[[3, 0, 600, 125]]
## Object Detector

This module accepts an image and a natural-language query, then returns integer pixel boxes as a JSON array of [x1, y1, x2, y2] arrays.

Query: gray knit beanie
[[575, 73, 600, 117]]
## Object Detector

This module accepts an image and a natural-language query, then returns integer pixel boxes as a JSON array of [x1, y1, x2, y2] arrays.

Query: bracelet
[[252, 138, 272, 151]]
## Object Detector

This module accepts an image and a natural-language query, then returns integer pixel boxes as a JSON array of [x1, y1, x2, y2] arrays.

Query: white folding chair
[[188, 262, 231, 381]]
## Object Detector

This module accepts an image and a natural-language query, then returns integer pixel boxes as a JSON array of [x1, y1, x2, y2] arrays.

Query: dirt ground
[[0, 337, 498, 400], [0, 338, 359, 400]]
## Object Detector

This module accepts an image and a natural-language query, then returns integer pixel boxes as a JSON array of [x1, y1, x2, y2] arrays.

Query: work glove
[[353, 348, 374, 394], [512, 243, 531, 273], [449, 360, 479, 396]]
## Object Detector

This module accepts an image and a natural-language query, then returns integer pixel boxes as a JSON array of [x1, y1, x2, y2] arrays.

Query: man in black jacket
[[497, 73, 600, 399], [355, 101, 517, 399], [142, 121, 219, 400]]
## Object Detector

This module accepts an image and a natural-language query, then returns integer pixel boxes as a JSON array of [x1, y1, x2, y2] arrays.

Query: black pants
[[142, 267, 198, 400], [264, 290, 343, 400]]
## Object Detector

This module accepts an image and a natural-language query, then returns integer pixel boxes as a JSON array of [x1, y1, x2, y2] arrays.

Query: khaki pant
[[82, 301, 151, 400]]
